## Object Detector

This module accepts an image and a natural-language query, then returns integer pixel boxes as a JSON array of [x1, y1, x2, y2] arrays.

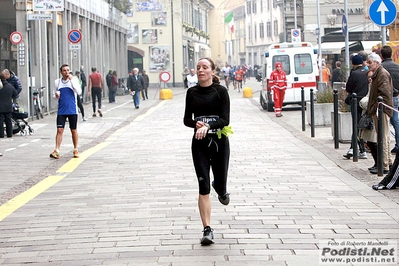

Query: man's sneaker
[[98, 109, 103, 117], [50, 150, 60, 159], [73, 149, 79, 158], [200, 226, 214, 245], [368, 165, 377, 171], [343, 149, 353, 159], [211, 181, 230, 205], [82, 117, 87, 122], [372, 183, 387, 190], [92, 113, 96, 117], [370, 168, 389, 175], [359, 152, 368, 159]]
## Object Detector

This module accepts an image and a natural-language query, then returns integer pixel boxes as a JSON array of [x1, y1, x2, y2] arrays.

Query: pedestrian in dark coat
[[80, 66, 87, 101], [367, 53, 394, 174], [127, 68, 145, 108], [0, 73, 18, 138], [141, 70, 149, 100], [343, 55, 369, 160]]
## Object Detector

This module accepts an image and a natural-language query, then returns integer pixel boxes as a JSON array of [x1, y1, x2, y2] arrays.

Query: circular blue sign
[[292, 29, 300, 37], [369, 0, 397, 27]]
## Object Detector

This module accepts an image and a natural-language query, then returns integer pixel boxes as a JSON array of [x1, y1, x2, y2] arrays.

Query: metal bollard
[[310, 89, 315, 137], [351, 93, 358, 162], [333, 88, 339, 149], [377, 96, 384, 176], [301, 86, 305, 131]]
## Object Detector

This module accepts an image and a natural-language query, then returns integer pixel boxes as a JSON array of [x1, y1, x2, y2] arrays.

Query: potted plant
[[330, 82, 352, 142], [306, 86, 334, 126]]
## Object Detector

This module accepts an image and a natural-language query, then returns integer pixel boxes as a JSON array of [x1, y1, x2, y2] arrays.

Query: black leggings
[[380, 152, 399, 188], [191, 135, 230, 195], [77, 95, 84, 117]]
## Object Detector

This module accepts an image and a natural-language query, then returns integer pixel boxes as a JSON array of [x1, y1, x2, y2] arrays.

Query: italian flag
[[225, 12, 234, 33]]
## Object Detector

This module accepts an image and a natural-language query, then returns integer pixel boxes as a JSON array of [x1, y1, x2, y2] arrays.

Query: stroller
[[11, 104, 34, 136]]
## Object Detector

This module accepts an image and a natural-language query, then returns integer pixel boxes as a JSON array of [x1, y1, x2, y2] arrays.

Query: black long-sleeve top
[[183, 83, 230, 132], [0, 80, 18, 113], [345, 65, 369, 99]]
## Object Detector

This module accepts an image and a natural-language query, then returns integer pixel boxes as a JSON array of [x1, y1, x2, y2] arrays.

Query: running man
[[221, 63, 231, 90]]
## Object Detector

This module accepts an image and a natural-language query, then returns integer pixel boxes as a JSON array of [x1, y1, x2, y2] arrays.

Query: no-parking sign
[[68, 29, 82, 44], [291, 29, 301, 43]]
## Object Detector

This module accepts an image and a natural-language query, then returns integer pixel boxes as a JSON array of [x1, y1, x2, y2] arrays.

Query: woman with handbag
[[359, 70, 378, 173]]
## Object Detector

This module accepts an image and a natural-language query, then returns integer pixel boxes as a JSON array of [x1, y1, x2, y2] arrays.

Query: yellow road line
[[0, 100, 168, 222], [0, 175, 64, 221]]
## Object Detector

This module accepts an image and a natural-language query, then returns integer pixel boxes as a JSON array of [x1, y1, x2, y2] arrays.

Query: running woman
[[184, 57, 231, 246]]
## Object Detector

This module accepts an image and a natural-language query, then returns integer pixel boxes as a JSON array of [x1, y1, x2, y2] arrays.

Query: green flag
[[225, 12, 234, 33]]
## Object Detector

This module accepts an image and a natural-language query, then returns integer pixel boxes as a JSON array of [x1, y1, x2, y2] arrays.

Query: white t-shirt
[[221, 66, 231, 77], [186, 74, 198, 88]]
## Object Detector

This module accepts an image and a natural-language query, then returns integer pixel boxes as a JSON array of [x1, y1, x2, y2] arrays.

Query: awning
[[315, 42, 356, 54], [359, 41, 380, 53]]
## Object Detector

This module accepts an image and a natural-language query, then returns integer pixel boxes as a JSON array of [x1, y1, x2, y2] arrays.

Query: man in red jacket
[[269, 62, 287, 117]]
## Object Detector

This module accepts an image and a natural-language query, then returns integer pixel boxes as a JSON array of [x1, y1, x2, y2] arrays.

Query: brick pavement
[[0, 80, 398, 265]]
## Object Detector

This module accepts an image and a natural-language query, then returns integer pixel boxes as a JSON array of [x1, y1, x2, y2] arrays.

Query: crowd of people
[[329, 46, 399, 190]]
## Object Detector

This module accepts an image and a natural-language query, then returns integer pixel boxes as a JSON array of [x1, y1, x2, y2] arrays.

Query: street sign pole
[[344, 0, 349, 79], [317, 0, 322, 84], [382, 27, 386, 46]]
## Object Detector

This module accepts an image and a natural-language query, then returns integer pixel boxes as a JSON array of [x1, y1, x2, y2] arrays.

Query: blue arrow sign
[[369, 0, 397, 27], [342, 15, 347, 36]]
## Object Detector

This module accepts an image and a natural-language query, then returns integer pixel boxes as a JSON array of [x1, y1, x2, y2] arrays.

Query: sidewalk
[[0, 80, 398, 266]]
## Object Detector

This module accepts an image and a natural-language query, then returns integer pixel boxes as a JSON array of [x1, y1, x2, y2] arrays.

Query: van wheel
[[266, 91, 274, 112], [260, 93, 268, 110]]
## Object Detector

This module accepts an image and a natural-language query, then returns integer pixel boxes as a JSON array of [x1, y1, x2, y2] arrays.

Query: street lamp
[[317, 0, 322, 83]]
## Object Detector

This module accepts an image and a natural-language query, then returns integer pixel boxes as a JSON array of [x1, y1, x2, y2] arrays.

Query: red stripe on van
[[291, 82, 317, 88]]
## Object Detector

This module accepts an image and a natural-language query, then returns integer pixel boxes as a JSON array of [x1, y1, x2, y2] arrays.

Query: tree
[[108, 0, 132, 14]]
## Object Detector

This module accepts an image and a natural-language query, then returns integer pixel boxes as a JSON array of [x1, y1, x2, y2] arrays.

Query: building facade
[[126, 0, 213, 87], [0, 0, 128, 115], [303, 0, 375, 44], [245, 0, 283, 68]]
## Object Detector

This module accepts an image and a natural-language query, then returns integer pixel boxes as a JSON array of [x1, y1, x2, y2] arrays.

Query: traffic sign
[[160, 72, 171, 82], [291, 29, 301, 43], [369, 0, 397, 27], [342, 15, 347, 36], [27, 13, 53, 20], [69, 44, 81, 50], [68, 29, 82, 44], [10, 31, 23, 45]]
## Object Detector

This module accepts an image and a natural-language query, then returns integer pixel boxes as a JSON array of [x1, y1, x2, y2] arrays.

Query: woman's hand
[[196, 121, 205, 129], [195, 121, 209, 140]]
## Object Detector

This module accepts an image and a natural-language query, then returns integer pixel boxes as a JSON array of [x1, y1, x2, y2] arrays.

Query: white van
[[260, 42, 318, 112]]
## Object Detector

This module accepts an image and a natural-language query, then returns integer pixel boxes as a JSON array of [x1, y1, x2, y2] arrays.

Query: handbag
[[358, 112, 374, 130]]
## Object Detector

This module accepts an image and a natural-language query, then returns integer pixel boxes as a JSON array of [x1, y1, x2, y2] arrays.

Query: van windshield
[[294, 54, 313, 74], [272, 55, 290, 75]]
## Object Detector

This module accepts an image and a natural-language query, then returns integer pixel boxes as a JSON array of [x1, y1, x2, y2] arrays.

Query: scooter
[[256, 73, 262, 82]]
